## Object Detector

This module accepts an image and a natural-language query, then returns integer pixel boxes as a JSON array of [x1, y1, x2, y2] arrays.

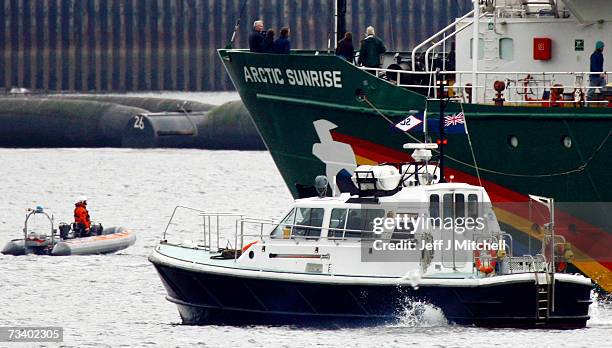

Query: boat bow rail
[[161, 205, 248, 251]]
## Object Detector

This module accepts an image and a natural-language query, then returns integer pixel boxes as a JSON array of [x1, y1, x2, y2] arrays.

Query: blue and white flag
[[395, 114, 423, 132], [395, 111, 466, 134]]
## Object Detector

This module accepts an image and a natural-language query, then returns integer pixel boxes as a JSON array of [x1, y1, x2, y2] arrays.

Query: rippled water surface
[[1, 147, 611, 347]]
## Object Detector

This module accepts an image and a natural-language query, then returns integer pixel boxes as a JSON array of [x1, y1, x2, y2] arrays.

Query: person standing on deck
[[274, 27, 291, 54], [336, 32, 355, 63], [262, 29, 276, 53], [74, 196, 91, 238], [588, 41, 606, 101], [358, 26, 386, 71], [248, 20, 265, 53]]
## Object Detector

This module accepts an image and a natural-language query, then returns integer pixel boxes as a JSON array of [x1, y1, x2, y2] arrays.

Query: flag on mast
[[395, 111, 467, 134]]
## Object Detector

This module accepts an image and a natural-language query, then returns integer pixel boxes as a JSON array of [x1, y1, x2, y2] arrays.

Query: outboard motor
[[90, 223, 104, 236], [58, 223, 71, 240]]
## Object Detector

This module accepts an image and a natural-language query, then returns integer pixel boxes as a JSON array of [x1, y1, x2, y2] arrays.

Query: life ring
[[241, 240, 258, 253], [474, 249, 497, 274], [556, 261, 567, 272], [554, 243, 567, 272]]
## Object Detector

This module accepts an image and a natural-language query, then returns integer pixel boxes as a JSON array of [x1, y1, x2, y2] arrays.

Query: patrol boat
[[149, 144, 592, 328], [2, 206, 136, 256]]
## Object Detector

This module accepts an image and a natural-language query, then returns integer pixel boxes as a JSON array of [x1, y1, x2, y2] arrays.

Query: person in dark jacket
[[358, 26, 386, 70], [335, 32, 355, 62], [274, 27, 291, 54], [248, 20, 265, 53], [262, 29, 276, 53], [588, 40, 606, 100], [74, 196, 91, 237]]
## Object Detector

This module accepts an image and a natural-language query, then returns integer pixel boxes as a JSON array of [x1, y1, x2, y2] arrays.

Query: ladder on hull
[[535, 273, 553, 325]]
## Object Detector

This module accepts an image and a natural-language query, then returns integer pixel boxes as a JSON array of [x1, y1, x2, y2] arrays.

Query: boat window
[[391, 213, 418, 241], [443, 193, 454, 219], [270, 208, 295, 238], [331, 208, 385, 239], [328, 208, 348, 238], [429, 194, 440, 227], [468, 194, 479, 219], [499, 38, 514, 61], [469, 38, 485, 60], [292, 207, 325, 238], [454, 193, 465, 218]]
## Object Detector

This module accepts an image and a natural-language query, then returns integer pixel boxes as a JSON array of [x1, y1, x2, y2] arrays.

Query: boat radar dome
[[314, 175, 328, 198], [403, 143, 438, 162]]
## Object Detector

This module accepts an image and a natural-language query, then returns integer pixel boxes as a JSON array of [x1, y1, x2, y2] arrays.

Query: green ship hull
[[219, 49, 612, 292]]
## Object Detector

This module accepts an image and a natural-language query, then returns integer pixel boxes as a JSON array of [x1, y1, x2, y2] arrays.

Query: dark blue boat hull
[[152, 263, 592, 328]]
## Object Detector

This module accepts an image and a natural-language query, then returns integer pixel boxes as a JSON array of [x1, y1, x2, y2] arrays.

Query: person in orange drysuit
[[74, 196, 91, 237]]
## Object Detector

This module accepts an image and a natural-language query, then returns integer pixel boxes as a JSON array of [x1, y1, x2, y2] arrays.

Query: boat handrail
[[162, 205, 207, 241], [24, 207, 55, 246], [358, 66, 609, 105], [162, 206, 246, 252], [410, 6, 483, 71], [423, 12, 487, 72]]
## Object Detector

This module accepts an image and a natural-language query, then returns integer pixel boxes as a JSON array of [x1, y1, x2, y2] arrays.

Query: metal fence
[[0, 0, 470, 91]]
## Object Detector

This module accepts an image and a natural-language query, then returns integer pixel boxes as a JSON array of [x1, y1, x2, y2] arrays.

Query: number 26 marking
[[133, 115, 145, 130]]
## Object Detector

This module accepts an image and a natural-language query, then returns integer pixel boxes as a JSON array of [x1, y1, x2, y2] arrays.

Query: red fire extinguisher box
[[533, 38, 552, 60]]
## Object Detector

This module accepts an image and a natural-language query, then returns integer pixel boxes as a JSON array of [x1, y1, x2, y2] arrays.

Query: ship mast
[[471, 0, 480, 103], [334, 0, 347, 48], [438, 74, 446, 183]]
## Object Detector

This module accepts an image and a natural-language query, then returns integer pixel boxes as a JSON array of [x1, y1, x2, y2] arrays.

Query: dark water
[[1, 148, 610, 348]]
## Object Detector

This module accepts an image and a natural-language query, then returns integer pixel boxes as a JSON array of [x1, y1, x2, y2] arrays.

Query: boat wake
[[589, 292, 612, 326], [393, 299, 448, 328]]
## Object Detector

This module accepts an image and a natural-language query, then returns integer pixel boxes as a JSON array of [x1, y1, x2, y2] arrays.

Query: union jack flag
[[444, 112, 465, 127]]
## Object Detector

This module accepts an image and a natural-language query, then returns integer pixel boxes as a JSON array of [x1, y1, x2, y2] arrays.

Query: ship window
[[292, 208, 325, 238], [329, 208, 385, 239], [270, 208, 296, 238], [468, 194, 479, 219], [391, 213, 418, 241], [508, 135, 519, 148], [443, 193, 454, 219], [469, 38, 485, 60], [455, 194, 465, 218], [499, 38, 514, 61], [429, 194, 440, 227], [328, 208, 348, 238], [562, 135, 572, 148]]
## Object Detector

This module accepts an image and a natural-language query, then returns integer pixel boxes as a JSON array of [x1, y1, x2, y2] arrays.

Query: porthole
[[249, 250, 255, 259], [508, 135, 519, 148], [562, 135, 572, 148]]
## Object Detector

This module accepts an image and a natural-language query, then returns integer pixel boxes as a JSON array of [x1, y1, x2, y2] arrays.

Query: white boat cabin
[[236, 182, 503, 278]]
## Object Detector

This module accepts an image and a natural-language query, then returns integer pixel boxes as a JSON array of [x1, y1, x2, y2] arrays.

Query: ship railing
[[161, 206, 245, 251], [410, 6, 484, 71], [505, 254, 549, 274], [359, 66, 609, 106]]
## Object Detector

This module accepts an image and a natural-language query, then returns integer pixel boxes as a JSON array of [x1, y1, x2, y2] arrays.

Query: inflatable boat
[[1, 206, 135, 256]]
